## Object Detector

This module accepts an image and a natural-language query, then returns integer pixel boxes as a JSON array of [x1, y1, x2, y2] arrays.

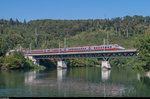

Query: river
[[0, 66, 150, 97]]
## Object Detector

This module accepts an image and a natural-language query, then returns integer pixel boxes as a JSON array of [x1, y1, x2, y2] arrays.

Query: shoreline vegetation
[[0, 51, 45, 71], [0, 15, 150, 71]]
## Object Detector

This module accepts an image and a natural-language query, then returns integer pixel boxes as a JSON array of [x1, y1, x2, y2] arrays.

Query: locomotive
[[23, 44, 125, 54]]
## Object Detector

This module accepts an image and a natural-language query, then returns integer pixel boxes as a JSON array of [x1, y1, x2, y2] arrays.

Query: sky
[[0, 0, 150, 22]]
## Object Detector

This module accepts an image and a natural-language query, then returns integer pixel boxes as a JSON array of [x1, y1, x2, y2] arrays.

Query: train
[[23, 44, 125, 54]]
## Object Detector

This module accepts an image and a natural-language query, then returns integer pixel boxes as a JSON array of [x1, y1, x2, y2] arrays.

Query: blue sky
[[0, 0, 150, 22]]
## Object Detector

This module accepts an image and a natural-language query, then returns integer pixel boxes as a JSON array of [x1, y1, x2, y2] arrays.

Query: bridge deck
[[25, 49, 137, 56]]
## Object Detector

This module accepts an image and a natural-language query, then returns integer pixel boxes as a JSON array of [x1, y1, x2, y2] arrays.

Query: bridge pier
[[101, 58, 111, 70], [101, 61, 111, 70], [57, 60, 67, 69]]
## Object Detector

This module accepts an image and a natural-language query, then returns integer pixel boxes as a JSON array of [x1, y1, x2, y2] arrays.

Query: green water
[[0, 66, 150, 97]]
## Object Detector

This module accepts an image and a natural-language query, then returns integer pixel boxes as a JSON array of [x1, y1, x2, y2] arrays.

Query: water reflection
[[24, 71, 38, 84], [57, 69, 67, 81], [137, 71, 150, 80], [146, 71, 150, 79], [1, 67, 150, 97], [57, 69, 67, 97], [23, 67, 135, 97], [101, 69, 111, 81]]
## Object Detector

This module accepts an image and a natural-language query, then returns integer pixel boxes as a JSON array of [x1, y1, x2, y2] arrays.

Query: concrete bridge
[[24, 49, 138, 69]]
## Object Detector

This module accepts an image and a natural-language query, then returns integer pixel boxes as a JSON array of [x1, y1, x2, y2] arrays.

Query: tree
[[0, 35, 8, 56], [135, 27, 150, 71], [23, 19, 27, 24], [15, 19, 19, 25], [9, 18, 14, 25]]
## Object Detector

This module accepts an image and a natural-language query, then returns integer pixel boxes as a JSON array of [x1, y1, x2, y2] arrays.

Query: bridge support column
[[101, 58, 111, 70], [57, 60, 67, 69], [102, 61, 111, 70]]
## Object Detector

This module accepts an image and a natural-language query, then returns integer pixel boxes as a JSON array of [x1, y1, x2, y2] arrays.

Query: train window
[[32, 51, 43, 52]]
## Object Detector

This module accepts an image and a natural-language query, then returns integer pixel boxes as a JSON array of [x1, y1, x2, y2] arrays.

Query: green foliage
[[133, 27, 150, 71], [67, 58, 101, 67], [25, 58, 45, 70], [0, 35, 8, 56], [0, 15, 150, 70], [0, 51, 45, 71], [3, 55, 24, 70], [0, 15, 149, 51]]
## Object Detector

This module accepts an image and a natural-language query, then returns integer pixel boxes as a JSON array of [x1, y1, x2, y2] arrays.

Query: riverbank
[[0, 51, 45, 71]]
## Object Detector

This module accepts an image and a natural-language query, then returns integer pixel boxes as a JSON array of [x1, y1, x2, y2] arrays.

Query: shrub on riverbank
[[0, 51, 45, 71]]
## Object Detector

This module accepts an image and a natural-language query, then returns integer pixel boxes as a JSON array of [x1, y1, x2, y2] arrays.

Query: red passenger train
[[23, 44, 125, 54]]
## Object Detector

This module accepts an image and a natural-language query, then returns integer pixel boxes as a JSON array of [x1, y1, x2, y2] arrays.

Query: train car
[[45, 48, 65, 53], [23, 44, 125, 54], [66, 46, 89, 52], [90, 44, 125, 51], [24, 49, 45, 54]]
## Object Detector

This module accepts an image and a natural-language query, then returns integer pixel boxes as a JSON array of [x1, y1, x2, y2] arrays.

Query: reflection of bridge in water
[[24, 69, 136, 97], [137, 71, 150, 81]]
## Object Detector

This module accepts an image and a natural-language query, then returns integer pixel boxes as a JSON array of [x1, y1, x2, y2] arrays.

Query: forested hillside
[[0, 15, 150, 70], [0, 15, 150, 52]]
